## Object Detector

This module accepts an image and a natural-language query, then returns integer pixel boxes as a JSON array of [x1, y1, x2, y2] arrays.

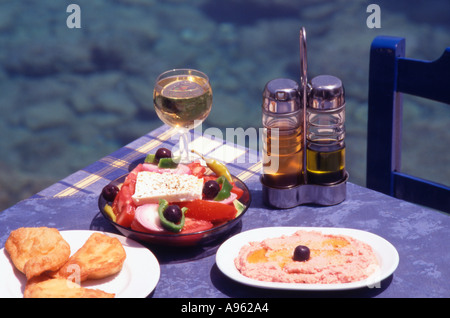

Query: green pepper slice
[[214, 175, 232, 201], [158, 157, 179, 168], [144, 154, 180, 168], [158, 199, 186, 233], [144, 154, 156, 163]]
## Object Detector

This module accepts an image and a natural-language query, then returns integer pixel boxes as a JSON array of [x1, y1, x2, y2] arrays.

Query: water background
[[0, 0, 449, 211]]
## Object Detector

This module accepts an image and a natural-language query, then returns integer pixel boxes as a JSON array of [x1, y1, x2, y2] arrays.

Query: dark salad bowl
[[98, 174, 251, 247]]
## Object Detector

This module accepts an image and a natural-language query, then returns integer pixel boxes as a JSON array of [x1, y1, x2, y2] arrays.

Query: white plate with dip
[[216, 227, 399, 291], [0, 230, 160, 298]]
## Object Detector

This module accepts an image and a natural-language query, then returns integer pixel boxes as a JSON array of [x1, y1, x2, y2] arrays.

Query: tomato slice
[[112, 164, 144, 227], [180, 217, 213, 234], [158, 217, 212, 246], [187, 161, 206, 178], [202, 175, 218, 183], [230, 184, 244, 200], [178, 200, 237, 223]]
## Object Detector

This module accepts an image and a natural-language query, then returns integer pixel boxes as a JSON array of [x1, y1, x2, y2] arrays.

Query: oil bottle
[[306, 75, 346, 185], [261, 78, 304, 188]]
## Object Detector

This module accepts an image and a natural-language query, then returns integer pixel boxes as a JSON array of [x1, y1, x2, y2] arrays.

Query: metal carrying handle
[[299, 27, 308, 183], [300, 27, 307, 95]]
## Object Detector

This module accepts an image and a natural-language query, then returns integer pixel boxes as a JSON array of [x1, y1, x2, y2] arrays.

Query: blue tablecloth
[[1, 125, 449, 298]]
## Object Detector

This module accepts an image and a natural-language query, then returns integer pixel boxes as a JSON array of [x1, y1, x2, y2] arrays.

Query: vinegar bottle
[[261, 78, 303, 188], [306, 75, 346, 185]]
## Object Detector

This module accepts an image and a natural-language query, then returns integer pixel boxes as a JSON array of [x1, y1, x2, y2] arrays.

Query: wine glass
[[153, 69, 212, 163]]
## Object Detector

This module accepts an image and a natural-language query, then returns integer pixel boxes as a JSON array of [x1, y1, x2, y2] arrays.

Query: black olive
[[102, 184, 119, 202], [203, 180, 220, 199], [155, 148, 172, 162], [293, 245, 310, 262], [163, 205, 182, 223]]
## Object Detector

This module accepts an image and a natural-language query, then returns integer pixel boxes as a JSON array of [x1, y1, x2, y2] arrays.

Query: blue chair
[[366, 35, 450, 213]]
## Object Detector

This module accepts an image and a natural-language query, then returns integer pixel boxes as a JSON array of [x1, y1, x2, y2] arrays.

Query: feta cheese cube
[[132, 171, 203, 205]]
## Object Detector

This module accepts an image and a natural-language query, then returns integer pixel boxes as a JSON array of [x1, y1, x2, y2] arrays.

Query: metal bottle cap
[[262, 78, 301, 114], [309, 75, 345, 110]]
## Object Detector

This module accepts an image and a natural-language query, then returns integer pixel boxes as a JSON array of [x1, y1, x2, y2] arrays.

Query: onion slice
[[132, 203, 165, 232], [205, 192, 237, 205]]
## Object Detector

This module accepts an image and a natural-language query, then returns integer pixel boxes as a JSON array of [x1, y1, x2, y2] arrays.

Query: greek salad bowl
[[98, 161, 251, 247]]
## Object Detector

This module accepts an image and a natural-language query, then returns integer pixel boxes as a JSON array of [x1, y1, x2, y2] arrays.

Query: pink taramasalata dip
[[234, 230, 379, 284]]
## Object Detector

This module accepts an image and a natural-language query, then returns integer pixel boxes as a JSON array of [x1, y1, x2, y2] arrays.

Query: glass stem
[[179, 128, 190, 163]]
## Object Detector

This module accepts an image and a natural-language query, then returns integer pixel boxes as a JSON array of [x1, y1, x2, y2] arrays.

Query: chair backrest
[[366, 35, 450, 213]]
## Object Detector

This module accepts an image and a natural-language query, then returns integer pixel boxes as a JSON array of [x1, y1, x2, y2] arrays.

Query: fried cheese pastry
[[5, 227, 71, 280], [24, 275, 115, 298], [55, 232, 126, 282]]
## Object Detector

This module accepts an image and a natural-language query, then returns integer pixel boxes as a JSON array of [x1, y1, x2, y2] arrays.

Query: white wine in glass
[[154, 69, 212, 163]]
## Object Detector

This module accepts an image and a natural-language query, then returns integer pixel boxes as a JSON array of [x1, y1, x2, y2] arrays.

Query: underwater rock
[[124, 77, 155, 113], [22, 101, 74, 131], [0, 162, 55, 210], [4, 40, 93, 77], [207, 92, 259, 129], [95, 90, 138, 119]]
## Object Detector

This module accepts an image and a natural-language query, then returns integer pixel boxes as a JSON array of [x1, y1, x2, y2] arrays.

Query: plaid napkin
[[35, 125, 262, 198]]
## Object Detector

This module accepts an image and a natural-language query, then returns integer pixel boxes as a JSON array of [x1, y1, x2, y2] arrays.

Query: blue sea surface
[[0, 0, 449, 210]]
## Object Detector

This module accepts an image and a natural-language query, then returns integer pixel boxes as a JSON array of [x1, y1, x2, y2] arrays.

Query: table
[[1, 125, 449, 299]]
